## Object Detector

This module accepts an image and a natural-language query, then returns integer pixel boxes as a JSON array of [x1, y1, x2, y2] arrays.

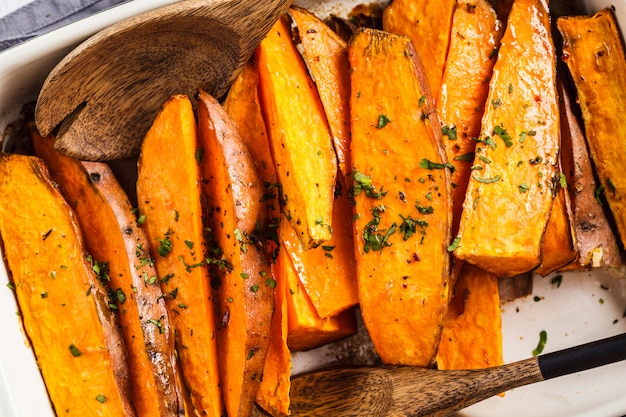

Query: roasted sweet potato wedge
[[197, 90, 274, 417], [349, 28, 451, 367], [257, 15, 338, 250], [282, 249, 358, 352], [437, 0, 504, 235], [558, 9, 626, 252], [436, 262, 502, 370], [290, 6, 352, 182], [382, 0, 457, 101], [0, 153, 136, 417], [31, 129, 181, 417], [222, 61, 291, 417], [136, 95, 223, 417], [454, 0, 560, 278], [557, 78, 623, 268], [279, 188, 358, 319]]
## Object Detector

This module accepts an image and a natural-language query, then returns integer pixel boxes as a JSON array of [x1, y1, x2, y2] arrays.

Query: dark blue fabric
[[0, 0, 129, 51]]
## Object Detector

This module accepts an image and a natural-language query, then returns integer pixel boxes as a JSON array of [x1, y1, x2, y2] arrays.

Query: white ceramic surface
[[1, 0, 625, 416]]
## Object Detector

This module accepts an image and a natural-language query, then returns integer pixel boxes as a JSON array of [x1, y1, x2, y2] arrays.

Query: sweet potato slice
[[254, 251, 291, 417], [558, 9, 626, 252], [0, 153, 136, 417], [280, 188, 358, 319], [453, 0, 560, 278], [437, 0, 504, 235], [282, 248, 358, 352], [136, 95, 223, 417], [31, 129, 181, 417], [290, 6, 352, 182], [557, 78, 623, 268], [349, 28, 451, 367], [436, 262, 502, 370], [222, 61, 291, 416], [535, 183, 577, 276], [257, 15, 338, 250], [197, 90, 273, 417], [382, 0, 457, 101]]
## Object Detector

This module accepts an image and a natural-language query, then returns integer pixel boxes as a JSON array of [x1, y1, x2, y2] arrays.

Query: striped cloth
[[0, 0, 128, 51]]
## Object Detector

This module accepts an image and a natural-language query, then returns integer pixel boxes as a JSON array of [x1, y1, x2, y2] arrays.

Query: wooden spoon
[[35, 0, 291, 161], [253, 332, 626, 416]]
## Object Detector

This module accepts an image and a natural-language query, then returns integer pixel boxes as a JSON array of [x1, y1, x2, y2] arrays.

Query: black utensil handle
[[538, 332, 626, 380]]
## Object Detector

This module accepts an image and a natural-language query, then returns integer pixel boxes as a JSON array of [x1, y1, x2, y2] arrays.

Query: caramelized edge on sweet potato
[[0, 153, 136, 416], [31, 128, 181, 417], [349, 27, 451, 366], [136, 94, 223, 417]]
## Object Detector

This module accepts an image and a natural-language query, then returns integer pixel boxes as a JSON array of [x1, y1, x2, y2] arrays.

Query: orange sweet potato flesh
[[197, 90, 274, 417], [349, 28, 452, 367], [453, 0, 560, 278], [257, 15, 338, 250], [558, 9, 626, 252], [221, 61, 291, 417], [437, 0, 504, 235], [535, 183, 577, 276], [282, 246, 358, 352], [136, 95, 223, 417], [557, 78, 623, 268], [436, 262, 502, 370], [280, 188, 358, 319], [0, 153, 136, 417], [290, 6, 352, 183], [382, 0, 457, 101], [31, 128, 181, 417]]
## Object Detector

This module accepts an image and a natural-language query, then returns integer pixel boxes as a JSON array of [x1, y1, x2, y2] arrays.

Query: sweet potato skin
[[31, 128, 180, 417], [197, 90, 274, 417], [0, 153, 136, 417], [557, 78, 623, 268], [222, 61, 291, 417], [558, 9, 626, 252], [349, 28, 451, 367], [454, 0, 560, 278], [257, 15, 338, 250], [136, 95, 223, 417]]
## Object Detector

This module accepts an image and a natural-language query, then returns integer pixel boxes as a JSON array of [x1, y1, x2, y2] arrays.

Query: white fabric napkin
[[0, 0, 128, 51]]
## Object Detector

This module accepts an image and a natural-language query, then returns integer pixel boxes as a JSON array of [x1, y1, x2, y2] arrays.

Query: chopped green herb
[[551, 275, 563, 288], [479, 155, 492, 164], [607, 178, 617, 194], [559, 173, 567, 189], [491, 97, 503, 108], [353, 169, 387, 199], [595, 185, 605, 207], [447, 236, 461, 252], [69, 344, 82, 357], [419, 158, 455, 172], [493, 125, 513, 147], [95, 394, 106, 404], [442, 125, 457, 140], [418, 95, 427, 107], [240, 272, 249, 279], [137, 214, 146, 225], [518, 183, 530, 193], [532, 330, 547, 356], [398, 215, 417, 241], [472, 174, 501, 184], [184, 240, 194, 250], [157, 230, 173, 257], [250, 284, 260, 293], [266, 278, 277, 289], [454, 152, 475, 162], [376, 114, 391, 129]]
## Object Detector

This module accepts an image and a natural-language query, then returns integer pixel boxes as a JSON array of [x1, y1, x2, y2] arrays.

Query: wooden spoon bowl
[[35, 0, 291, 161]]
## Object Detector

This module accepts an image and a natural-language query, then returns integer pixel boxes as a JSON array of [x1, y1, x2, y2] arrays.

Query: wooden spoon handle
[[276, 333, 626, 417], [538, 332, 626, 379]]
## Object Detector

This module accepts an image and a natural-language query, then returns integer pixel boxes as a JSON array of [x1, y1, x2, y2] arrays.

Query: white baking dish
[[1, 0, 626, 416]]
